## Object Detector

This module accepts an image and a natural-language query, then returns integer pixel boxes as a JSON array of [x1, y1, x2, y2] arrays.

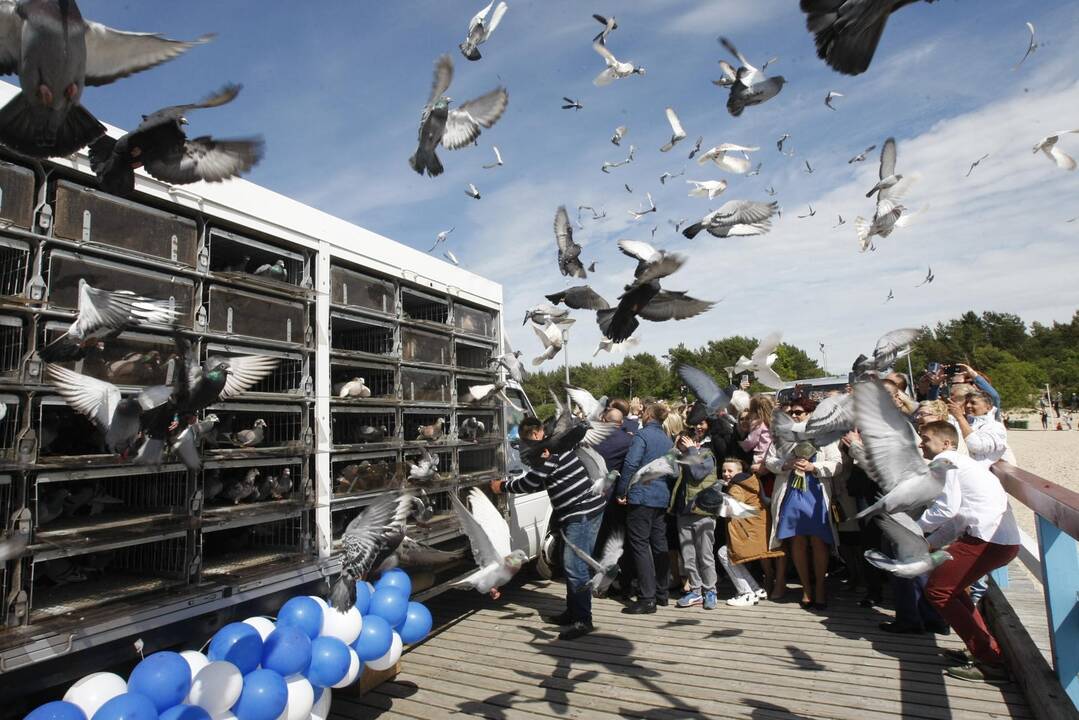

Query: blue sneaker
[[676, 590, 703, 608], [703, 591, 717, 610]]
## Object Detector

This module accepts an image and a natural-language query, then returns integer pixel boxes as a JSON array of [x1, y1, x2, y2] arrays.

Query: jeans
[[627, 505, 670, 603], [892, 573, 944, 629], [562, 511, 603, 623], [718, 544, 760, 596], [677, 514, 717, 593]]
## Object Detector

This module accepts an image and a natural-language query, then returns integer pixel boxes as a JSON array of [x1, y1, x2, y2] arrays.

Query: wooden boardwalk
[[331, 572, 1032, 720]]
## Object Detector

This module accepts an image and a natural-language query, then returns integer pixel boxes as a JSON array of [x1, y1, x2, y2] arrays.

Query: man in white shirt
[[917, 421, 1020, 683]]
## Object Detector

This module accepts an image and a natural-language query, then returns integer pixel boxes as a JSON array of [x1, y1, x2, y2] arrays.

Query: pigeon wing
[[343, 493, 412, 576], [561, 531, 606, 574], [0, 3, 21, 75], [467, 0, 494, 34], [616, 238, 657, 264], [853, 379, 928, 494], [596, 528, 625, 567], [565, 385, 601, 418], [553, 205, 575, 255], [677, 363, 727, 414], [450, 489, 505, 568], [84, 25, 212, 86], [426, 54, 454, 106], [212, 355, 280, 399], [486, 1, 509, 35], [879, 137, 897, 179], [575, 445, 608, 482], [876, 512, 929, 563], [48, 364, 121, 431], [802, 393, 855, 442], [143, 136, 264, 185], [872, 328, 920, 369], [637, 291, 714, 322], [718, 200, 778, 224], [442, 87, 509, 150], [581, 421, 618, 447]]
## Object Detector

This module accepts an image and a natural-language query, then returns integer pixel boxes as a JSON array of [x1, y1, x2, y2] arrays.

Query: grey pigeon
[[801, 0, 938, 76], [330, 491, 413, 610], [40, 279, 179, 361], [564, 386, 608, 423], [677, 363, 731, 418], [459, 1, 508, 61], [232, 418, 267, 447], [176, 336, 279, 415], [719, 37, 785, 116], [592, 38, 644, 86], [682, 200, 778, 239], [576, 445, 617, 497], [916, 266, 934, 287], [545, 285, 609, 311], [38, 488, 70, 525], [824, 90, 843, 110], [458, 416, 485, 441], [0, 524, 29, 563], [171, 414, 219, 471], [88, 83, 262, 197], [853, 379, 955, 519], [0, 0, 211, 157], [597, 281, 714, 344], [563, 527, 624, 597], [389, 535, 467, 570], [772, 393, 854, 446], [865, 512, 952, 578], [409, 55, 508, 177], [687, 135, 702, 159], [848, 144, 877, 163], [465, 182, 481, 199], [852, 328, 920, 376], [554, 205, 586, 279], [523, 303, 572, 326], [561, 97, 583, 111], [253, 259, 287, 281], [490, 349, 524, 382], [617, 239, 685, 286], [626, 452, 679, 492], [223, 469, 259, 504], [48, 364, 159, 456]]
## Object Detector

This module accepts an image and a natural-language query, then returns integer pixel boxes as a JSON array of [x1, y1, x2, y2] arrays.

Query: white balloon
[[310, 688, 332, 720], [280, 674, 314, 720], [366, 632, 402, 672], [331, 648, 362, 689], [180, 650, 211, 680], [63, 672, 127, 719], [242, 616, 277, 642], [308, 596, 328, 613], [212, 713, 238, 720], [186, 660, 244, 715], [320, 605, 363, 645]]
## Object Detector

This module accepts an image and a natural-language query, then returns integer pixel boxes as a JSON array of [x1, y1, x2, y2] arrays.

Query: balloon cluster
[[26, 569, 434, 720]]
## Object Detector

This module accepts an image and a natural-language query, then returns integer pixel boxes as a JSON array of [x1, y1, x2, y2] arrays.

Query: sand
[[999, 428, 1079, 540]]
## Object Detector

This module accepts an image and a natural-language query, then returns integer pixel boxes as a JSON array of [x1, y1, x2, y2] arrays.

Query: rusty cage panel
[[208, 228, 310, 291], [0, 160, 36, 230], [453, 302, 497, 340], [330, 265, 396, 317], [205, 285, 308, 347]]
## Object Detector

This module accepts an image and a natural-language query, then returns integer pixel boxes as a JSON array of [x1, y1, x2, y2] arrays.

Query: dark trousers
[[627, 505, 670, 603], [892, 573, 945, 629]]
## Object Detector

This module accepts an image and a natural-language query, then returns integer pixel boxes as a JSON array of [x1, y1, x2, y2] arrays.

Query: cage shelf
[[401, 288, 448, 326], [330, 265, 396, 317], [329, 312, 396, 359], [200, 514, 310, 583], [458, 445, 501, 478]]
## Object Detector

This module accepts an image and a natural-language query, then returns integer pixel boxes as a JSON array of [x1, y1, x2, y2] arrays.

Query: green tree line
[[520, 310, 1079, 415]]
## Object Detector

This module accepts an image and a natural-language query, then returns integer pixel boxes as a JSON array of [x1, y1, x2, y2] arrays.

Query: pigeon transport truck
[[0, 82, 549, 701]]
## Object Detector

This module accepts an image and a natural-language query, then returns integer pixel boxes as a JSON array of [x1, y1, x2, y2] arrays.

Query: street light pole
[[562, 327, 571, 409]]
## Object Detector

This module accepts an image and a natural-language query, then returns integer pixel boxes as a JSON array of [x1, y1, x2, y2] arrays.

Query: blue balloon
[[306, 637, 350, 688], [91, 694, 158, 720], [231, 669, 287, 720], [353, 581, 372, 615], [208, 622, 263, 675], [276, 596, 323, 639], [311, 686, 323, 705], [158, 707, 210, 720], [368, 588, 408, 628], [398, 602, 433, 645], [352, 614, 393, 662], [375, 569, 411, 597], [128, 652, 192, 713], [261, 625, 312, 677], [26, 701, 86, 720]]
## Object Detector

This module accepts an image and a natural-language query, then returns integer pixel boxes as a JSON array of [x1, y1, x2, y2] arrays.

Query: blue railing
[[991, 461, 1079, 709]]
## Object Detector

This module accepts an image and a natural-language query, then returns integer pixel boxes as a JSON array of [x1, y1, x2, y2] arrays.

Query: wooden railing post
[[1036, 514, 1079, 709]]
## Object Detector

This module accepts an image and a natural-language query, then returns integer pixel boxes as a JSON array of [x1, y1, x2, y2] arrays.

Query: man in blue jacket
[[615, 403, 676, 614]]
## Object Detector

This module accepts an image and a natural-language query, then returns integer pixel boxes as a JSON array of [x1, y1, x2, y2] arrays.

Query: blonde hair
[[748, 394, 776, 429], [917, 399, 948, 421], [662, 411, 684, 439]]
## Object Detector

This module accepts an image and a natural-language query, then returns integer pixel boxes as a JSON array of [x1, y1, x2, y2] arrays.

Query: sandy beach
[[1000, 428, 1079, 540]]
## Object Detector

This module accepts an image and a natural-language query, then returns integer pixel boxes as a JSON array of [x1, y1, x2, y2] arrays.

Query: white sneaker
[[755, 589, 768, 599], [726, 593, 759, 607]]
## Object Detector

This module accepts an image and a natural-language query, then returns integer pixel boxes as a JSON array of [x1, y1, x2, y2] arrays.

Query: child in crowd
[[717, 457, 782, 606], [668, 432, 719, 609]]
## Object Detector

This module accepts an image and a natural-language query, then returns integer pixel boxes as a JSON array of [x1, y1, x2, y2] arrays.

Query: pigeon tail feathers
[[681, 222, 704, 239], [329, 572, 356, 612], [409, 148, 444, 177], [0, 94, 106, 157]]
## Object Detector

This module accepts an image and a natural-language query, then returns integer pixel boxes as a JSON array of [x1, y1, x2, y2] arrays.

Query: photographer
[[919, 362, 1003, 419]]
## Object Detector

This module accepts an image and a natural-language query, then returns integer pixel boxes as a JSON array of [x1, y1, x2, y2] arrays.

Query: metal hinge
[[188, 553, 202, 577], [226, 307, 234, 334], [81, 210, 92, 242], [170, 235, 179, 262], [286, 318, 292, 344], [197, 246, 210, 272], [37, 203, 52, 230], [16, 429, 36, 465], [304, 324, 313, 346], [24, 356, 41, 381], [195, 305, 207, 329], [27, 273, 45, 301], [302, 376, 314, 396], [302, 426, 314, 447]]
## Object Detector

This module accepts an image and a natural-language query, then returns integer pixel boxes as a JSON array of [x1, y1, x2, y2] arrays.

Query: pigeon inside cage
[[404, 413, 448, 443], [204, 463, 301, 506], [208, 408, 303, 450], [210, 350, 304, 396], [34, 470, 188, 531], [43, 324, 175, 387], [210, 232, 304, 286], [331, 410, 397, 446], [457, 413, 495, 442], [401, 291, 449, 324], [333, 456, 399, 495], [331, 315, 396, 356], [330, 365, 395, 400], [455, 342, 492, 369]]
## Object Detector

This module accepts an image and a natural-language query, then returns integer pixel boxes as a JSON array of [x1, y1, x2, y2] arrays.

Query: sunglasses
[[789, 409, 807, 417]]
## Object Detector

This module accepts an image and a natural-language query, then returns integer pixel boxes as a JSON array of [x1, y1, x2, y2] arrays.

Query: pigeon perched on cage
[[88, 83, 263, 196], [407, 448, 441, 484], [458, 416, 486, 441], [0, 0, 212, 157], [416, 417, 446, 442], [253, 259, 287, 281], [40, 280, 180, 362], [339, 377, 372, 399], [330, 491, 414, 610], [451, 487, 528, 599], [232, 418, 267, 447]]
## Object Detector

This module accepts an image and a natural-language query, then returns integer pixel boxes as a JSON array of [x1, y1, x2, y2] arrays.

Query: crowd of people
[[1037, 390, 1076, 431], [491, 361, 1022, 685]]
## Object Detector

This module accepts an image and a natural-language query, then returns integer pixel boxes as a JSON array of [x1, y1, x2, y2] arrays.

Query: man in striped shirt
[[492, 417, 605, 640]]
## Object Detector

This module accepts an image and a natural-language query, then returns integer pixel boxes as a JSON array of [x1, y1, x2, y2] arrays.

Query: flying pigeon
[[451, 487, 528, 598], [659, 107, 686, 152], [523, 303, 572, 326], [531, 320, 564, 366], [618, 239, 685, 286], [252, 259, 287, 281], [855, 205, 908, 252], [853, 379, 955, 519], [0, 0, 211, 157], [329, 492, 414, 610], [866, 138, 904, 201], [915, 266, 934, 287], [676, 363, 730, 418], [169, 414, 218, 471], [686, 179, 728, 200], [611, 125, 626, 145], [659, 167, 684, 184], [554, 205, 586, 278], [865, 512, 953, 578], [798, 204, 816, 219], [669, 217, 688, 232], [39, 279, 179, 362], [824, 90, 844, 110], [48, 364, 155, 456], [339, 377, 372, 399], [718, 37, 785, 116], [593, 336, 639, 356], [592, 38, 644, 86], [409, 55, 508, 177], [747, 162, 762, 176], [682, 200, 778, 239], [628, 192, 656, 220], [697, 143, 759, 174], [467, 380, 521, 410], [1034, 130, 1079, 171], [465, 182, 481, 199], [965, 153, 989, 177], [626, 452, 680, 492], [776, 133, 790, 153], [0, 518, 29, 564], [744, 332, 784, 389], [564, 385, 609, 423], [765, 186, 777, 196], [88, 83, 262, 197], [800, 0, 939, 76], [574, 444, 618, 497], [803, 159, 815, 174], [562, 97, 583, 110], [545, 285, 609, 311], [430, 227, 455, 252], [848, 144, 877, 163], [592, 13, 618, 43], [482, 145, 503, 168], [772, 393, 854, 446], [687, 135, 703, 159], [601, 144, 635, 173], [174, 337, 279, 415], [852, 327, 920, 376], [407, 448, 441, 484], [885, 289, 894, 303], [624, 183, 632, 193], [1014, 21, 1038, 69], [444, 250, 460, 265], [563, 527, 624, 596], [490, 349, 525, 382], [459, 0, 509, 61], [596, 281, 714, 344]]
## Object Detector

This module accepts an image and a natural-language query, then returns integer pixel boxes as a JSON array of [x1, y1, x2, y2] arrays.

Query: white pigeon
[[575, 445, 618, 497], [531, 321, 564, 366], [339, 377, 371, 399], [1033, 130, 1079, 171], [408, 448, 441, 484], [659, 107, 686, 152], [465, 182, 481, 199], [618, 238, 685, 286], [853, 328, 921, 376], [563, 527, 625, 597], [592, 39, 644, 86], [482, 145, 503, 168], [853, 379, 956, 519], [429, 227, 454, 252], [459, 0, 509, 61], [467, 381, 522, 410], [611, 125, 627, 145], [686, 179, 728, 200], [627, 192, 656, 220], [1014, 21, 1038, 69], [450, 487, 528, 598], [565, 385, 609, 422], [772, 393, 854, 446], [593, 336, 639, 356], [444, 250, 460, 265], [683, 200, 778, 239], [855, 205, 919, 252], [697, 143, 759, 174], [865, 512, 953, 578], [745, 332, 784, 389], [868, 138, 918, 216]]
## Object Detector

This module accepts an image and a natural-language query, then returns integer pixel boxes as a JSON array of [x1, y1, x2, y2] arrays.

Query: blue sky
[[75, 1, 1079, 377]]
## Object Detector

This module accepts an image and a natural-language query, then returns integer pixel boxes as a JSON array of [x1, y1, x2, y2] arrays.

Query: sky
[[71, 0, 1079, 379]]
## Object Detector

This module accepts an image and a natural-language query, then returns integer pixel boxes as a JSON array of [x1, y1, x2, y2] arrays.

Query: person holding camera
[[948, 389, 1016, 467]]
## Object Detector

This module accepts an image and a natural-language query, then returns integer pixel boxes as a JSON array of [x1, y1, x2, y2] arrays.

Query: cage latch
[[169, 235, 179, 262], [195, 305, 207, 329], [25, 355, 41, 382], [197, 246, 209, 272], [188, 552, 202, 577], [302, 426, 314, 448], [27, 273, 45, 302], [304, 324, 313, 346], [286, 318, 293, 344], [15, 428, 36, 465], [226, 306, 234, 334], [190, 489, 203, 515], [37, 203, 52, 230], [81, 210, 91, 242], [302, 376, 314, 396]]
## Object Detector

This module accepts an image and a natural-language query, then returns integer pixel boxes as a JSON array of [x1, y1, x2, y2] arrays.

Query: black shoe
[[926, 622, 951, 636], [858, 596, 881, 608], [622, 601, 657, 615], [558, 621, 594, 640], [656, 597, 669, 607], [879, 621, 925, 634], [542, 611, 574, 626]]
